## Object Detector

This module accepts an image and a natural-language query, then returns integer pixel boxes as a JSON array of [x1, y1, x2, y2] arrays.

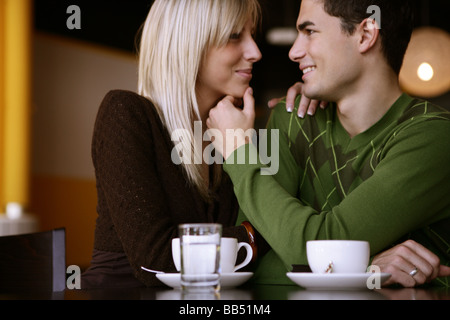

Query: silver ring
[[409, 267, 418, 277]]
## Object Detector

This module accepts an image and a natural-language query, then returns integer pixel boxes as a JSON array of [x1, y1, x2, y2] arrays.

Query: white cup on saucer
[[172, 237, 252, 273], [220, 237, 253, 273], [306, 240, 370, 274]]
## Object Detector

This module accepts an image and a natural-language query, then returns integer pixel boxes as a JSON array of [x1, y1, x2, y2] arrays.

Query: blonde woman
[[81, 0, 263, 288]]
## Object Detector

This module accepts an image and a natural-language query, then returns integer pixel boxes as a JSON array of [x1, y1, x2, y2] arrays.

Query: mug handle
[[233, 242, 253, 272]]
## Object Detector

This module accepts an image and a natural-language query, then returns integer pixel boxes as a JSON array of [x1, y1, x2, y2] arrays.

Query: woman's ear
[[357, 18, 380, 54]]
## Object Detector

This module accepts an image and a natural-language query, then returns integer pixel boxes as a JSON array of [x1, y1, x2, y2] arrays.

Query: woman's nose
[[245, 38, 262, 63]]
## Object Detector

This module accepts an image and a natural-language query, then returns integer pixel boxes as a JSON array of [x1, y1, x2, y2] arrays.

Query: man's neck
[[335, 70, 403, 138]]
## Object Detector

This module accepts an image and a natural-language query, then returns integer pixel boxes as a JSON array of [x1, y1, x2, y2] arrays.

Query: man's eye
[[306, 29, 315, 35]]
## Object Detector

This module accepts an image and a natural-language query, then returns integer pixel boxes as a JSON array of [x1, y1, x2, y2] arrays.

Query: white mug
[[306, 240, 370, 274], [172, 237, 253, 273], [220, 237, 253, 273]]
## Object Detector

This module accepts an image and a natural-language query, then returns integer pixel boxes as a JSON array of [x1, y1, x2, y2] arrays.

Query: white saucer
[[286, 272, 391, 290], [156, 272, 253, 289]]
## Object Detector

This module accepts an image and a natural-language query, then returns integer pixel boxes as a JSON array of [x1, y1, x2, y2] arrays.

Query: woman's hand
[[268, 82, 328, 118], [206, 87, 255, 160], [371, 239, 450, 287]]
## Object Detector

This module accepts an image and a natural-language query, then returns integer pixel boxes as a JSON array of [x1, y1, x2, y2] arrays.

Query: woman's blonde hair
[[138, 0, 261, 200]]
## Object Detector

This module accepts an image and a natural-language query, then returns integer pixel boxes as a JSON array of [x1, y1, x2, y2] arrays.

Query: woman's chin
[[231, 88, 248, 100]]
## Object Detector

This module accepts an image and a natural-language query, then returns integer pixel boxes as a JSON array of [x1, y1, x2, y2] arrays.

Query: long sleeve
[[92, 91, 183, 284], [224, 98, 450, 276], [91, 90, 245, 286]]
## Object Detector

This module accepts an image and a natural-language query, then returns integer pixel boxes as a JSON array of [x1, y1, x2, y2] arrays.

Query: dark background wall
[[34, 0, 450, 126]]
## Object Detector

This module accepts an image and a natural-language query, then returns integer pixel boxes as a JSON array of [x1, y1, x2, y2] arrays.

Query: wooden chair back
[[0, 228, 66, 293]]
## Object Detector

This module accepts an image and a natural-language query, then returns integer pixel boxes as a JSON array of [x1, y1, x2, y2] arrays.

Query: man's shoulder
[[399, 97, 450, 124], [390, 98, 450, 153]]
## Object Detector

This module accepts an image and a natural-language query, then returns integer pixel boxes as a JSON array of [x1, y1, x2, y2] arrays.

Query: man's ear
[[357, 18, 380, 54]]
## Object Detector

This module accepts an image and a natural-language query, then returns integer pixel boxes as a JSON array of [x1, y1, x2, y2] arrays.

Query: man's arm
[[221, 105, 450, 271]]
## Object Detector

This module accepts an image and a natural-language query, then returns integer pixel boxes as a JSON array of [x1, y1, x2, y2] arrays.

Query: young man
[[207, 0, 450, 287]]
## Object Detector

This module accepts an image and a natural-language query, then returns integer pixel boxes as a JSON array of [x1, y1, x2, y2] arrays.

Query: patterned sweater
[[225, 93, 450, 286]]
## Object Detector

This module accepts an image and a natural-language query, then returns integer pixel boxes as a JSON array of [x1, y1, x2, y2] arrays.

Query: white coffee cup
[[306, 240, 370, 274], [220, 237, 253, 273], [172, 237, 253, 273]]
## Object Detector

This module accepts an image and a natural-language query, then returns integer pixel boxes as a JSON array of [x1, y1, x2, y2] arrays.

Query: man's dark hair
[[321, 0, 414, 74]]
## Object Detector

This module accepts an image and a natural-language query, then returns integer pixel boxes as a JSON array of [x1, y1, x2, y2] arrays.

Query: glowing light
[[417, 62, 434, 81], [399, 27, 450, 97]]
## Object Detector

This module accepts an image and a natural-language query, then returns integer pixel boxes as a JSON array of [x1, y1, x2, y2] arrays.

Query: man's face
[[289, 0, 362, 102]]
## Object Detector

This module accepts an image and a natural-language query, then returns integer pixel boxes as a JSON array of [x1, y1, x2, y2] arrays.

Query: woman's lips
[[236, 69, 253, 80]]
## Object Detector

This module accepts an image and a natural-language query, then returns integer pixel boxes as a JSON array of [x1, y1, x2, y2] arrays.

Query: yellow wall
[[2, 0, 32, 209], [0, 0, 5, 208]]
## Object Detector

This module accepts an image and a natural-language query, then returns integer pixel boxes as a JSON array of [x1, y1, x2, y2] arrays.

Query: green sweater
[[224, 93, 450, 286]]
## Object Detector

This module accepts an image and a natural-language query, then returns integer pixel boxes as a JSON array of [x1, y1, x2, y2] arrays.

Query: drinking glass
[[179, 223, 222, 293]]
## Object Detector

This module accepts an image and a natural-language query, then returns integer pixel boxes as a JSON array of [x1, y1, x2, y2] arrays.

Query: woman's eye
[[306, 29, 315, 35], [230, 32, 241, 40]]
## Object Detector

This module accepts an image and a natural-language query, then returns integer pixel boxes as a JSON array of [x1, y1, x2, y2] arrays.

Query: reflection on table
[[58, 284, 450, 300]]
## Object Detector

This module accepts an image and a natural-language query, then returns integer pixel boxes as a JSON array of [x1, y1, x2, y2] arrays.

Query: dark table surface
[[2, 283, 448, 301], [2, 284, 448, 320]]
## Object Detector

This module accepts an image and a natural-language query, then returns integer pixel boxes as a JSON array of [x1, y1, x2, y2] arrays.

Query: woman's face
[[197, 19, 262, 108]]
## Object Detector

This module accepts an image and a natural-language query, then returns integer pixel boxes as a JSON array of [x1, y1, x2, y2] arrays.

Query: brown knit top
[[82, 90, 248, 288]]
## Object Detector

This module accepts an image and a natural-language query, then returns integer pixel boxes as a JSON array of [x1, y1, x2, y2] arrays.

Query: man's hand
[[371, 239, 450, 287], [206, 87, 255, 160], [268, 82, 328, 118]]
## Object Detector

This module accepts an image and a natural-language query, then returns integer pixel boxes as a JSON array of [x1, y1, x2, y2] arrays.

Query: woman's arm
[[92, 91, 181, 283]]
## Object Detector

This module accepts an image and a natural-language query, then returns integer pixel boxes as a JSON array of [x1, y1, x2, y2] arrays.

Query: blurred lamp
[[399, 27, 450, 98], [266, 27, 298, 46]]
